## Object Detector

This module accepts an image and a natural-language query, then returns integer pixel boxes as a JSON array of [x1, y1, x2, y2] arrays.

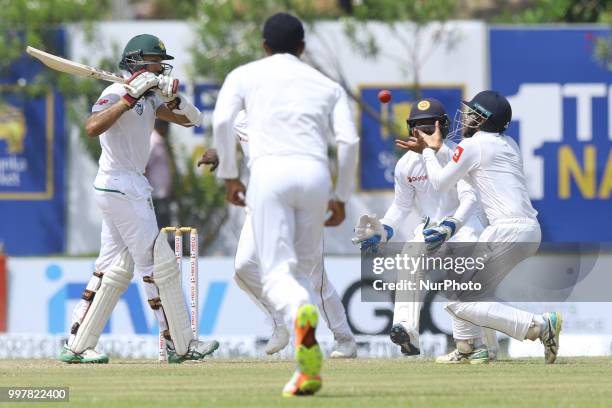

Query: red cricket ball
[[378, 89, 392, 104]]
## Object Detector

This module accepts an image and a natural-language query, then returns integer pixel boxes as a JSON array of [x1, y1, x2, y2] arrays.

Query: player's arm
[[212, 69, 246, 206], [353, 160, 415, 249], [327, 86, 359, 226], [155, 100, 199, 127], [151, 75, 203, 127], [380, 163, 415, 233], [396, 121, 480, 192], [86, 71, 159, 137], [85, 100, 129, 137], [421, 138, 479, 192], [422, 178, 478, 250], [453, 179, 478, 224]]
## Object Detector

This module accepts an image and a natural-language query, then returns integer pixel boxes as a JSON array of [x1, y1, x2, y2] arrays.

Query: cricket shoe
[[59, 344, 109, 364], [167, 339, 219, 364], [265, 325, 290, 355], [389, 324, 420, 356], [540, 312, 562, 364], [283, 304, 322, 397], [436, 347, 489, 364], [330, 338, 357, 358]]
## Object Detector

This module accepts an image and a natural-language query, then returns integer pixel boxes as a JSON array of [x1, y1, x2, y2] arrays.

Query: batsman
[[59, 34, 219, 363]]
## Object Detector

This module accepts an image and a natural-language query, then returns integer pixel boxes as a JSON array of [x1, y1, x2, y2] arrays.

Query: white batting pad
[[71, 248, 134, 354], [153, 232, 193, 355]]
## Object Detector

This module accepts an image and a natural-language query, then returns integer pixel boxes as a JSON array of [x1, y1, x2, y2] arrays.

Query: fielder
[[229, 112, 356, 358], [404, 90, 562, 364], [60, 34, 219, 364], [213, 13, 359, 396], [352, 98, 499, 360]]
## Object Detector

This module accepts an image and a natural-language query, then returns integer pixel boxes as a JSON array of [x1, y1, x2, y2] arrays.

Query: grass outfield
[[1, 358, 611, 407]]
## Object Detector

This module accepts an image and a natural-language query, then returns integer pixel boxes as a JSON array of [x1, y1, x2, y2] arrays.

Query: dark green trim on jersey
[[94, 186, 125, 195]]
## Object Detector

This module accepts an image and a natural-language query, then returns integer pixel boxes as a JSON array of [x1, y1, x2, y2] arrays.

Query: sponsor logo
[[452, 146, 464, 163], [45, 263, 227, 335], [407, 175, 428, 183]]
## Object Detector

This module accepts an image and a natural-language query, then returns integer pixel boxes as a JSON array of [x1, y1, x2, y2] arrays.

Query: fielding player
[[229, 112, 356, 358], [213, 13, 359, 396], [353, 98, 499, 361], [405, 90, 562, 364], [60, 34, 219, 364]]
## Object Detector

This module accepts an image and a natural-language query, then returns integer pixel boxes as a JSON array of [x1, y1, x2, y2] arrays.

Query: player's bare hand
[[417, 120, 443, 151], [197, 148, 219, 171], [224, 178, 246, 207], [395, 134, 426, 153], [325, 200, 345, 226]]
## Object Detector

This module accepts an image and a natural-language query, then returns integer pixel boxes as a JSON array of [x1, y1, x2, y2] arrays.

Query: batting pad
[[71, 248, 134, 354], [154, 232, 193, 355]]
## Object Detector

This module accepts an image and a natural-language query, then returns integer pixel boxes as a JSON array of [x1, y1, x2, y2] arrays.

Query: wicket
[[158, 227, 199, 362]]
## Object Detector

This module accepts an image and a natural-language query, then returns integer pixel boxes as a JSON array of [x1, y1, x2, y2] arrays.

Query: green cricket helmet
[[119, 34, 174, 74]]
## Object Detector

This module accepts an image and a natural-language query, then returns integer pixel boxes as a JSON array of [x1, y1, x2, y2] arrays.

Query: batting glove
[[422, 216, 462, 251], [352, 214, 394, 252], [157, 74, 179, 103], [122, 70, 159, 107]]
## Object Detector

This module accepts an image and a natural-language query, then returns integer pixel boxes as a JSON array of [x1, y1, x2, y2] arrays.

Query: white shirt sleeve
[[380, 160, 415, 231], [331, 86, 359, 201], [453, 179, 478, 223], [213, 69, 246, 179], [422, 138, 481, 192], [91, 84, 123, 113]]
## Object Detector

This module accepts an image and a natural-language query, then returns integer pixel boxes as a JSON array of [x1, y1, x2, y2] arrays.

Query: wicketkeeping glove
[[352, 214, 394, 251], [122, 70, 159, 108], [422, 216, 462, 251]]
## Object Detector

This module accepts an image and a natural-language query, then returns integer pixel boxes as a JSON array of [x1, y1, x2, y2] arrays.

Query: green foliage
[[0, 0, 114, 157], [594, 34, 612, 70], [351, 0, 457, 24], [493, 0, 611, 24], [190, 0, 341, 82], [0, 0, 110, 70]]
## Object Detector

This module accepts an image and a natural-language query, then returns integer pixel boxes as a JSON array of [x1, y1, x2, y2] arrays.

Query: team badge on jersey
[[134, 100, 144, 115], [452, 146, 464, 163]]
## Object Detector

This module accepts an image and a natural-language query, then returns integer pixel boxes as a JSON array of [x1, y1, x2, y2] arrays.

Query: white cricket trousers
[[68, 174, 168, 346], [445, 218, 541, 340], [235, 210, 353, 340], [393, 222, 482, 340], [247, 155, 331, 329]]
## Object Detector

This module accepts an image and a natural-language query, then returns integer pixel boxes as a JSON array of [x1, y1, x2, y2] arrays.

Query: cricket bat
[[26, 46, 125, 84]]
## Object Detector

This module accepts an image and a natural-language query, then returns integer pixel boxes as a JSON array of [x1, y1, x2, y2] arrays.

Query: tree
[[190, 0, 459, 149], [340, 0, 459, 136], [1, 0, 114, 158], [0, 0, 226, 253]]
